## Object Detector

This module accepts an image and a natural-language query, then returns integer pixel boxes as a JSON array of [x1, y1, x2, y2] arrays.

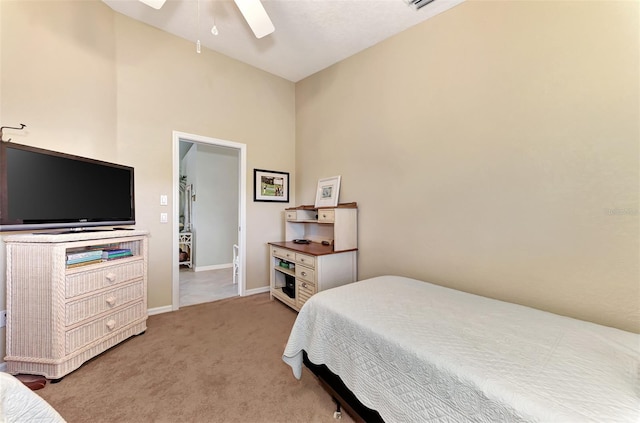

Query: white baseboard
[[147, 287, 268, 315], [243, 286, 269, 296], [194, 263, 232, 272], [148, 305, 173, 316]]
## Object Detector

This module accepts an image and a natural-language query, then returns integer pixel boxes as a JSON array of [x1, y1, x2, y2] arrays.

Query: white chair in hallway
[[232, 244, 239, 285]]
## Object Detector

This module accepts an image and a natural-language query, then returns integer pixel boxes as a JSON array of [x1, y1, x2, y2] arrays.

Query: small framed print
[[314, 175, 341, 208], [254, 169, 289, 202]]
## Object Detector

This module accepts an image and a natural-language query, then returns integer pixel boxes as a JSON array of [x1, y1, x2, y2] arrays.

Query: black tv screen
[[0, 142, 135, 231]]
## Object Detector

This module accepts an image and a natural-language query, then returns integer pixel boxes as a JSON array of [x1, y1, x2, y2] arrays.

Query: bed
[[282, 276, 640, 422], [0, 372, 65, 422]]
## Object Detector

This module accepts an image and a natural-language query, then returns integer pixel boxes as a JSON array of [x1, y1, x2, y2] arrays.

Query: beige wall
[[296, 0, 639, 332], [0, 0, 295, 359]]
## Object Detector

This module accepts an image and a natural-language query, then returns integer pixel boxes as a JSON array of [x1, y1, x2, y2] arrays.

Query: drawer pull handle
[[300, 258, 305, 262], [106, 296, 116, 306], [106, 319, 116, 330], [105, 273, 116, 283], [301, 271, 307, 277], [302, 282, 307, 288]]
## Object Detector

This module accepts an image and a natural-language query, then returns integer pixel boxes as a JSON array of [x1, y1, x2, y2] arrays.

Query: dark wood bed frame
[[303, 351, 384, 422]]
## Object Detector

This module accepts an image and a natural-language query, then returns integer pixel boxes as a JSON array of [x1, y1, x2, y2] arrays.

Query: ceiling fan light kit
[[139, 0, 167, 10], [233, 0, 275, 39]]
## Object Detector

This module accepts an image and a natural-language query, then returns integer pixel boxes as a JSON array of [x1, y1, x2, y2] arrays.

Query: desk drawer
[[272, 247, 295, 261], [317, 209, 335, 223], [285, 211, 297, 221], [295, 253, 315, 268], [296, 265, 315, 283], [296, 279, 316, 308]]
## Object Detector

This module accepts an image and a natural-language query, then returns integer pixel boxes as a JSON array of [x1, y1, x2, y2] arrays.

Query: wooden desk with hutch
[[269, 202, 358, 311]]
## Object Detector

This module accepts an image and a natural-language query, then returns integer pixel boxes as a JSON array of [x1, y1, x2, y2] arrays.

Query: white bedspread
[[0, 373, 65, 423], [283, 276, 640, 423]]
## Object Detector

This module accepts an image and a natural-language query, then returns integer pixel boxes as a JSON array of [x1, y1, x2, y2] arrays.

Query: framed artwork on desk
[[254, 169, 289, 202], [314, 175, 341, 208]]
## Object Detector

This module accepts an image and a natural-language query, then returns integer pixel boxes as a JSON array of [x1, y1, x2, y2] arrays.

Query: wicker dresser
[[3, 230, 148, 380]]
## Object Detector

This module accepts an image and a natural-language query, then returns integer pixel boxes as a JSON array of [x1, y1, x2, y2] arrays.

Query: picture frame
[[314, 175, 341, 208], [254, 169, 289, 202]]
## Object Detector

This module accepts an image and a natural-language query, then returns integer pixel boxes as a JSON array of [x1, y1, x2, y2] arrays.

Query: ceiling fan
[[139, 0, 275, 39]]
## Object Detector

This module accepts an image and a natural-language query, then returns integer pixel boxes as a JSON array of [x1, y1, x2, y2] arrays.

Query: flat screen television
[[0, 142, 135, 232]]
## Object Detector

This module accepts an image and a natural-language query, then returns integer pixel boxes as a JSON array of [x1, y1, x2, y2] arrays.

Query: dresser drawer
[[272, 247, 295, 261], [65, 301, 145, 354], [295, 253, 315, 268], [317, 209, 335, 223], [65, 280, 144, 326], [65, 260, 144, 298], [296, 265, 315, 283]]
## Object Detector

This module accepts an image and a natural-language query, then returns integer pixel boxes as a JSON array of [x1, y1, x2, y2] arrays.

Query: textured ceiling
[[102, 0, 465, 82]]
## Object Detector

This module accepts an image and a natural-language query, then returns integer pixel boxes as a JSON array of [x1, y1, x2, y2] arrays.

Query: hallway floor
[[179, 267, 238, 307]]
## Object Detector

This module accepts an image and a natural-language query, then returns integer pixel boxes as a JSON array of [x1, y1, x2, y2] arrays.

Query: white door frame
[[172, 130, 247, 310]]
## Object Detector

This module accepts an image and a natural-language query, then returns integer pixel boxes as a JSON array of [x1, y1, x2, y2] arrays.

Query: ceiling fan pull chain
[[196, 0, 201, 53]]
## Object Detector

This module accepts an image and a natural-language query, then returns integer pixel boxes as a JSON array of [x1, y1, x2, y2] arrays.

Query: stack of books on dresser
[[65, 247, 133, 268], [101, 248, 132, 260], [66, 250, 103, 268]]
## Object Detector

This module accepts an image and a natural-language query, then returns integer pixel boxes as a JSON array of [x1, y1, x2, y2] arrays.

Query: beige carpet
[[36, 294, 355, 423]]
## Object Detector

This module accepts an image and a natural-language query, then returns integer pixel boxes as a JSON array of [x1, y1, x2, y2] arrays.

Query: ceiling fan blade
[[233, 0, 275, 39], [139, 0, 166, 10]]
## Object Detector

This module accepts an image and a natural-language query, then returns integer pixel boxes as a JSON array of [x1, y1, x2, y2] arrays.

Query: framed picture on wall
[[254, 169, 289, 202], [314, 175, 341, 208]]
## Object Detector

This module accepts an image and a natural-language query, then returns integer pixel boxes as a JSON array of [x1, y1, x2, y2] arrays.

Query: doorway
[[172, 131, 247, 310]]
